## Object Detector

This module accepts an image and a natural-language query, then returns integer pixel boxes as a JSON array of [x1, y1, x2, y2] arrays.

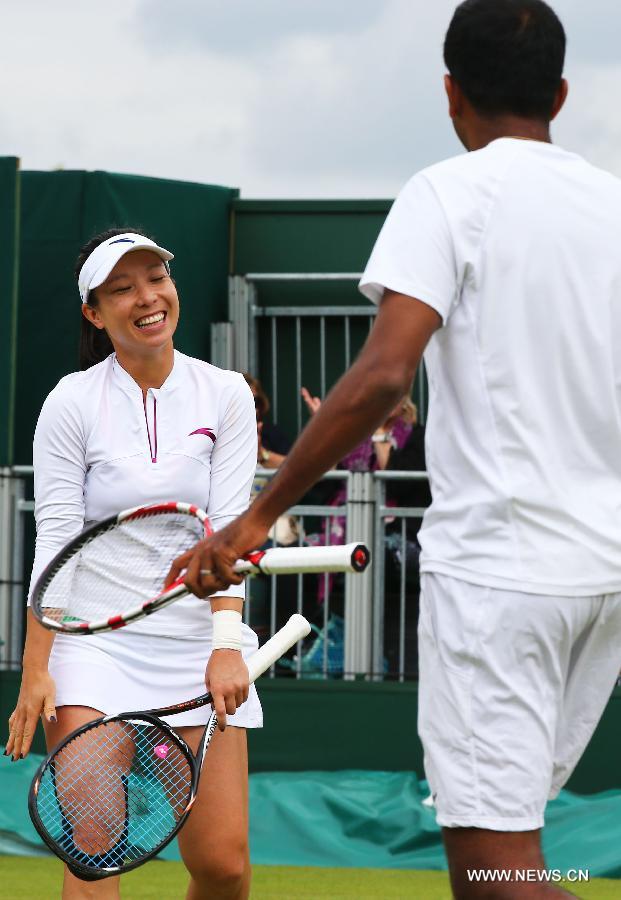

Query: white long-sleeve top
[[29, 350, 257, 636]]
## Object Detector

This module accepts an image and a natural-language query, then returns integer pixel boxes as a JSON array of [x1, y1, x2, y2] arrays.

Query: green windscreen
[[14, 170, 237, 463], [0, 157, 20, 465]]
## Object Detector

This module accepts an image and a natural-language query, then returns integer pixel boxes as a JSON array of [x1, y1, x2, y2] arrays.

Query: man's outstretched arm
[[168, 290, 441, 597]]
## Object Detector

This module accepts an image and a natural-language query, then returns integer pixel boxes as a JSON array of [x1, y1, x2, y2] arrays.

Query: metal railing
[[0, 466, 429, 680], [373, 471, 428, 682], [247, 469, 360, 677], [247, 468, 377, 678], [211, 274, 428, 428], [0, 466, 30, 669]]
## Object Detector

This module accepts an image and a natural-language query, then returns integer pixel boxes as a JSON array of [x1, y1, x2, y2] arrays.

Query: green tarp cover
[[2, 757, 621, 875]]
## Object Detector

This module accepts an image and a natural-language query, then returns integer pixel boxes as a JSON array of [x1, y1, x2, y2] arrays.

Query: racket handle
[[235, 542, 370, 576], [246, 614, 311, 683]]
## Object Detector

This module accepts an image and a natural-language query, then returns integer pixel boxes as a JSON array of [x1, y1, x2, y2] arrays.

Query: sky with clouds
[[1, 0, 619, 198]]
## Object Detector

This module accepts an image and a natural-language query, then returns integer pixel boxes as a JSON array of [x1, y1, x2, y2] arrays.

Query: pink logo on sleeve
[[189, 428, 216, 443]]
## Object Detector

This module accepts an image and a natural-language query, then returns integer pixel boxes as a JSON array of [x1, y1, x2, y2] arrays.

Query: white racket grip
[[236, 542, 370, 576], [245, 614, 311, 683]]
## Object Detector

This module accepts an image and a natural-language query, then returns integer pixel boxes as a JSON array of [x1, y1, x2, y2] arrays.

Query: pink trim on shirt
[[143, 393, 158, 463]]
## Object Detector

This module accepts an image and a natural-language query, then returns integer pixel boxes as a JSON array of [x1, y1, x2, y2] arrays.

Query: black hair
[[444, 0, 566, 120], [76, 226, 152, 370]]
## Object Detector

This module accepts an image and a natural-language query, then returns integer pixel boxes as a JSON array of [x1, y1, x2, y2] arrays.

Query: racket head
[[31, 502, 211, 635], [29, 711, 199, 880], [28, 616, 312, 880]]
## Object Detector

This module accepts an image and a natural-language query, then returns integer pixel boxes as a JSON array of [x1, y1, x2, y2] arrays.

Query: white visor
[[78, 233, 174, 303]]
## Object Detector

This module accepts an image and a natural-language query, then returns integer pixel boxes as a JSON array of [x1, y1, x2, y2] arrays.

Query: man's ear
[[550, 78, 569, 121], [444, 74, 463, 119], [81, 303, 105, 330]]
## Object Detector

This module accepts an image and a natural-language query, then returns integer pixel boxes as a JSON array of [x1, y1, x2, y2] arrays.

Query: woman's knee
[[184, 840, 249, 889]]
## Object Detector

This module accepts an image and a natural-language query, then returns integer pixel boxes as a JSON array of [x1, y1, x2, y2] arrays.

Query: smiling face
[[81, 249, 179, 359]]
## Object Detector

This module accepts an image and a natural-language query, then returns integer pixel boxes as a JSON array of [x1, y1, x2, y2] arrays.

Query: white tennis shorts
[[418, 573, 621, 831], [49, 627, 263, 729]]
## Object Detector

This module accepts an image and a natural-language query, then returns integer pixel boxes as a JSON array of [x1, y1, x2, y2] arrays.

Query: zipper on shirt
[[142, 391, 158, 463]]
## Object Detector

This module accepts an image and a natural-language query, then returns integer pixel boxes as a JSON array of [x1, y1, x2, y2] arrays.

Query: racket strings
[[35, 719, 193, 870], [38, 513, 204, 626]]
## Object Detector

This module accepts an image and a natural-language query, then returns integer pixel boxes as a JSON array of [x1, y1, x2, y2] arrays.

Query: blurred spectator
[[382, 404, 432, 678], [241, 375, 301, 644], [385, 409, 432, 533], [383, 413, 430, 589], [299, 389, 423, 670], [243, 373, 291, 469], [302, 387, 417, 546], [243, 373, 297, 543]]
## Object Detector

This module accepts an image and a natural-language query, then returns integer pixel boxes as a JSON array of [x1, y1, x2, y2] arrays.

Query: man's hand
[[167, 292, 439, 600], [206, 650, 249, 731], [165, 513, 270, 599]]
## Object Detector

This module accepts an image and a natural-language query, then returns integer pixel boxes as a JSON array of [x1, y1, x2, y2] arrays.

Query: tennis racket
[[29, 614, 311, 881], [30, 501, 370, 635]]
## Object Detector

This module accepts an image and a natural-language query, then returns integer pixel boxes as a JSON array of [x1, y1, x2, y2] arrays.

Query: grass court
[[1, 858, 619, 899]]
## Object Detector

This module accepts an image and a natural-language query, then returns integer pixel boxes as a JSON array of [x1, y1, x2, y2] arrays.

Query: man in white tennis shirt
[[172, 1, 621, 894]]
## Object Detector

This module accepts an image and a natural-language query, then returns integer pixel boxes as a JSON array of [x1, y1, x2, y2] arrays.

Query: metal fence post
[[228, 275, 249, 373], [228, 275, 258, 374], [372, 475, 387, 680], [0, 467, 11, 669], [210, 322, 234, 370], [10, 472, 26, 665], [344, 471, 374, 677]]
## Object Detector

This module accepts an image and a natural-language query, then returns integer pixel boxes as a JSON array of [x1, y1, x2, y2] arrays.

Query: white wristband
[[211, 609, 243, 651], [372, 432, 397, 449]]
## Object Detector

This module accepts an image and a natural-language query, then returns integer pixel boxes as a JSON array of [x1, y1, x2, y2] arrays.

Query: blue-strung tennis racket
[[28, 615, 310, 881]]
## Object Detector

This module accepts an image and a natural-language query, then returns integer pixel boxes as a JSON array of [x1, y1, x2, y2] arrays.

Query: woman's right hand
[[301, 386, 321, 416], [5, 667, 56, 761]]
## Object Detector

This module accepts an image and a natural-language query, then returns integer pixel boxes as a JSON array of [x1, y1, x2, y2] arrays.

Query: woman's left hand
[[206, 650, 249, 732]]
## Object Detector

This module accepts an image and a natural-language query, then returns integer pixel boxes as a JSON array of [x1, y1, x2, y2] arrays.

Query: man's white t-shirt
[[360, 138, 621, 595]]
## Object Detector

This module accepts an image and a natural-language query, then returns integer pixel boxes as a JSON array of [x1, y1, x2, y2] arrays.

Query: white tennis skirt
[[49, 627, 263, 729]]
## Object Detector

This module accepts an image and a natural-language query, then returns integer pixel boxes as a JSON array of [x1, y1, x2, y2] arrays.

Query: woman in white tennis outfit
[[6, 229, 259, 900]]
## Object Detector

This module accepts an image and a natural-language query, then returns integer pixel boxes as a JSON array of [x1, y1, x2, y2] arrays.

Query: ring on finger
[[200, 569, 213, 577]]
